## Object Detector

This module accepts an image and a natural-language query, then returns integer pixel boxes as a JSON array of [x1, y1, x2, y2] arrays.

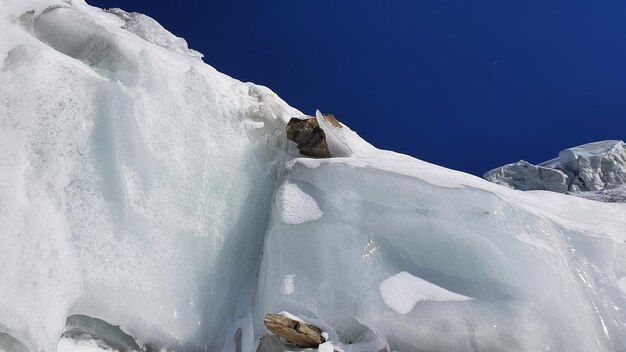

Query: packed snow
[[280, 274, 296, 296], [276, 181, 323, 224], [379, 272, 472, 314], [1, 1, 626, 352]]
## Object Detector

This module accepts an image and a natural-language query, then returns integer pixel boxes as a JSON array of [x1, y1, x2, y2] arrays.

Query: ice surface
[[559, 140, 626, 192], [255, 157, 626, 351], [62, 315, 140, 352], [56, 339, 114, 352], [2, 1, 626, 352], [256, 122, 626, 350], [1, 1, 297, 351]]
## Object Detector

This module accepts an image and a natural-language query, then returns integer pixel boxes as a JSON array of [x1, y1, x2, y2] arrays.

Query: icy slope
[[1, 1, 626, 352]]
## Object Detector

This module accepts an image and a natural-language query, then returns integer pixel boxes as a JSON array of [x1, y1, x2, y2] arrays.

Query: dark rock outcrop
[[286, 117, 331, 158], [263, 313, 326, 348]]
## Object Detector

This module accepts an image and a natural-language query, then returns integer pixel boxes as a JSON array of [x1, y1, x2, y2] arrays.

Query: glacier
[[1, 1, 626, 352], [485, 140, 626, 198]]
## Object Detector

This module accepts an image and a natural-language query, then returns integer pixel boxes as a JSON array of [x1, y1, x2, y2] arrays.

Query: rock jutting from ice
[[263, 313, 325, 348], [286, 117, 331, 158]]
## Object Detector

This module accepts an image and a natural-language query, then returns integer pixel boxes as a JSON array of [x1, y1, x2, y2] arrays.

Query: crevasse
[[1, 1, 626, 352]]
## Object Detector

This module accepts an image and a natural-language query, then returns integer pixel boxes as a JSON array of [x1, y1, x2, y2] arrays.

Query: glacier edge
[[1, 1, 626, 352]]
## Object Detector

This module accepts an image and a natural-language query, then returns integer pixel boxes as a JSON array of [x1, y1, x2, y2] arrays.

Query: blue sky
[[89, 0, 626, 175]]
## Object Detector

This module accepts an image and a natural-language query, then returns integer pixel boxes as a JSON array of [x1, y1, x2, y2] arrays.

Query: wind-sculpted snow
[[379, 272, 472, 314], [1, 1, 626, 352]]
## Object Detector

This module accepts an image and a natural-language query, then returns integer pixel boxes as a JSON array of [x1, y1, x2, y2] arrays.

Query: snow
[[484, 160, 568, 192], [56, 339, 115, 352], [487, 140, 626, 194], [379, 272, 472, 314], [1, 1, 297, 350], [559, 140, 624, 164], [280, 274, 296, 295], [1, 1, 626, 352], [276, 311, 305, 323], [257, 121, 626, 350], [105, 8, 203, 60], [317, 342, 336, 352], [276, 182, 323, 224], [575, 186, 626, 203]]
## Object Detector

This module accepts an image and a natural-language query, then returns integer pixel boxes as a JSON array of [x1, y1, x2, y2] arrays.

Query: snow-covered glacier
[[1, 1, 626, 352], [485, 140, 626, 198]]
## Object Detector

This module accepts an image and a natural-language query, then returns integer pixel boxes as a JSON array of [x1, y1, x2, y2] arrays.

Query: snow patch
[[276, 182, 323, 224], [379, 272, 472, 315], [280, 274, 295, 295]]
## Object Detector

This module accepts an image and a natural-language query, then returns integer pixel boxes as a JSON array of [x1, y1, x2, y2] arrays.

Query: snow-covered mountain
[[1, 1, 626, 352]]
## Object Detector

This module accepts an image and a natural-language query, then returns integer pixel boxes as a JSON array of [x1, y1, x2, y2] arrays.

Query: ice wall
[[256, 157, 626, 351], [485, 140, 626, 195], [1, 1, 298, 351]]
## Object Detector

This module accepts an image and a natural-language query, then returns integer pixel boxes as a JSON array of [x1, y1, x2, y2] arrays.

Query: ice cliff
[[1, 1, 626, 352], [485, 140, 626, 198]]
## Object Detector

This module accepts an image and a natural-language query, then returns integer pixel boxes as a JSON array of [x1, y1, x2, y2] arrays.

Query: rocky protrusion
[[263, 313, 326, 348], [286, 117, 331, 158]]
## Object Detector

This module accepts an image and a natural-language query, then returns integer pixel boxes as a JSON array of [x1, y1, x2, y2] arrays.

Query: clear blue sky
[[88, 0, 626, 176]]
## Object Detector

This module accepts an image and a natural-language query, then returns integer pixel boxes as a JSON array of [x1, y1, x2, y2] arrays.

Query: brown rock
[[323, 114, 342, 128], [286, 117, 331, 158], [263, 313, 326, 348]]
